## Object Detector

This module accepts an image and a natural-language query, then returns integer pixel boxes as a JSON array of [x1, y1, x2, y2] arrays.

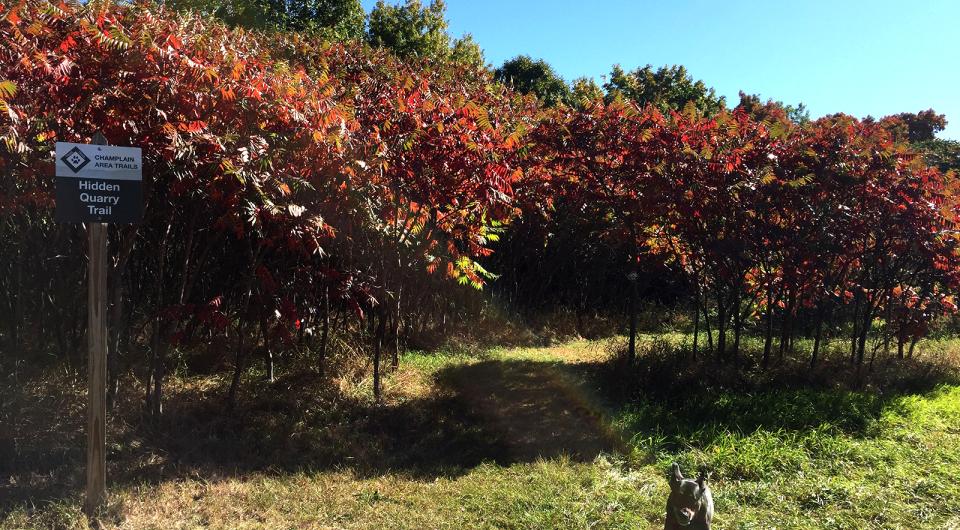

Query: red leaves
[[177, 120, 207, 133], [3, 0, 956, 349], [164, 33, 182, 51]]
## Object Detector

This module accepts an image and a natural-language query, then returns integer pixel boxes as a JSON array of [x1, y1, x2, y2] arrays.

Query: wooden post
[[85, 132, 109, 515]]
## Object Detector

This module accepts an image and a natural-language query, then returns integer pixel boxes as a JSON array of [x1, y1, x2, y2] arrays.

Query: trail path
[[444, 349, 622, 463]]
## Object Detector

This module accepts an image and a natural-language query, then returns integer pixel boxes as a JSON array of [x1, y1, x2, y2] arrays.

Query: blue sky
[[362, 0, 960, 140]]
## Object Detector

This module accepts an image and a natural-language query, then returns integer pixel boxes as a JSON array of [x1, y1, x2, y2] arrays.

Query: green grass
[[3, 337, 960, 529], [613, 384, 960, 528]]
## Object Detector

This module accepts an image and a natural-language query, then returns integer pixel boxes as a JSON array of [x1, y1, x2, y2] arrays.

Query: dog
[[665, 462, 713, 530]]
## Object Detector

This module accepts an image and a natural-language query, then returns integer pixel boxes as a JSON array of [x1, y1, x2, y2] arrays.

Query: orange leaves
[[6, 5, 21, 25], [230, 60, 246, 81]]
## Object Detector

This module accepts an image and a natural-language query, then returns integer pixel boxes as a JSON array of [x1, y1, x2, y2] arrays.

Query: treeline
[[0, 1, 958, 418], [0, 1, 528, 410], [518, 101, 959, 370]]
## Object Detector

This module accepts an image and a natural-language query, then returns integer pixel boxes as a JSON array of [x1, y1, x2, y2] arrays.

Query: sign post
[[86, 187, 107, 515], [55, 133, 142, 514]]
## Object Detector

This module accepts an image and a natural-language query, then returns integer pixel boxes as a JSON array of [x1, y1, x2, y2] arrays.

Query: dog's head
[[667, 463, 710, 526]]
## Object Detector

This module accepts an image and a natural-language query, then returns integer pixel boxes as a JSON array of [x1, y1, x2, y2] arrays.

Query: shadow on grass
[[594, 338, 960, 453], [3, 342, 957, 516], [0, 357, 617, 515]]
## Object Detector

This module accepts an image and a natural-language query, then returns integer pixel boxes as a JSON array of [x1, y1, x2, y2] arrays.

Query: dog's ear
[[696, 470, 710, 497], [670, 462, 683, 489]]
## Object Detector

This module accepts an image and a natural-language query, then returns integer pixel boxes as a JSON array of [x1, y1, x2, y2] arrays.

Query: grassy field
[[3, 337, 960, 529]]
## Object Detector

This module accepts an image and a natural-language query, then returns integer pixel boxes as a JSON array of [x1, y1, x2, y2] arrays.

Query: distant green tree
[[493, 55, 570, 107], [570, 77, 604, 108], [915, 139, 960, 174], [287, 0, 365, 38], [603, 64, 725, 115], [450, 33, 485, 68], [737, 91, 810, 124], [367, 0, 451, 60], [164, 0, 365, 37], [163, 0, 283, 29]]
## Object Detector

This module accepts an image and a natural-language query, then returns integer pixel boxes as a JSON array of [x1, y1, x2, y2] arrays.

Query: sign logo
[[61, 146, 91, 173]]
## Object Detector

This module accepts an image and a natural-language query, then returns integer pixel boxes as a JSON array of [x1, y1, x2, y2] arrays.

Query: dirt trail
[[444, 358, 622, 463]]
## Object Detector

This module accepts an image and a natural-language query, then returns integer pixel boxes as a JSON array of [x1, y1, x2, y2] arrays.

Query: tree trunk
[[811, 304, 825, 369], [691, 295, 700, 361], [146, 223, 172, 420], [226, 315, 249, 412], [11, 245, 21, 351], [850, 294, 861, 365], [702, 300, 713, 355], [226, 244, 260, 413], [716, 292, 727, 362], [908, 335, 918, 358], [106, 224, 140, 411], [627, 275, 638, 364], [261, 315, 274, 383], [883, 292, 893, 357], [373, 309, 386, 403], [856, 301, 872, 367], [627, 274, 637, 365], [778, 291, 796, 362], [106, 272, 124, 411], [731, 289, 742, 367], [762, 285, 774, 369], [392, 285, 401, 370], [319, 284, 330, 376]]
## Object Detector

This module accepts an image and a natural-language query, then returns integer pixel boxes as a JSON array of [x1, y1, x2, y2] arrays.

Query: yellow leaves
[[278, 183, 291, 196], [0, 80, 16, 99], [786, 173, 814, 188], [759, 168, 776, 185]]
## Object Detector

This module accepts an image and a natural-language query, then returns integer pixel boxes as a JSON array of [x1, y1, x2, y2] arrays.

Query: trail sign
[[54, 134, 144, 515], [55, 141, 143, 223]]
